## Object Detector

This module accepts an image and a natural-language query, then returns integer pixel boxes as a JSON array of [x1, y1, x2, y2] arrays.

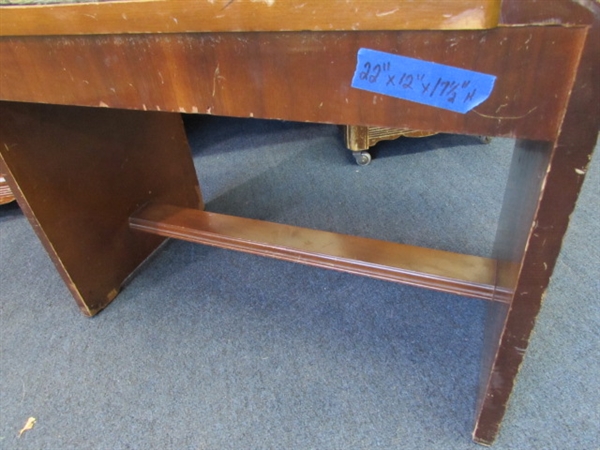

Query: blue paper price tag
[[351, 48, 496, 114]]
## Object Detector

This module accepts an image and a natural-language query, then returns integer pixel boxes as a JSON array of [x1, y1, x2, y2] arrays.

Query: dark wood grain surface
[[1, 0, 598, 445], [0, 27, 586, 141], [0, 102, 202, 315]]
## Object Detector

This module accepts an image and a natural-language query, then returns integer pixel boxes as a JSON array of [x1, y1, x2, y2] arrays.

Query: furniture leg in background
[[342, 125, 437, 165], [342, 125, 491, 166], [0, 171, 15, 204]]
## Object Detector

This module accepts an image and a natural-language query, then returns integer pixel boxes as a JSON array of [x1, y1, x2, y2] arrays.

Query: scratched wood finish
[[500, 0, 596, 26], [0, 0, 598, 446], [130, 203, 509, 303], [0, 0, 501, 37], [0, 27, 586, 142], [0, 102, 202, 316], [473, 2, 600, 444]]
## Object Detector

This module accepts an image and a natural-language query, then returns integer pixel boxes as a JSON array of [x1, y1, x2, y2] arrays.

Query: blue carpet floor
[[1, 116, 598, 449]]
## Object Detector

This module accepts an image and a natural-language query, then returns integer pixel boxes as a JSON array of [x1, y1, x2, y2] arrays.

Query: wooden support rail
[[130, 203, 510, 303]]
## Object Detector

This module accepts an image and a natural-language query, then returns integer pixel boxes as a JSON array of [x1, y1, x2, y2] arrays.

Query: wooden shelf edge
[[129, 203, 510, 304]]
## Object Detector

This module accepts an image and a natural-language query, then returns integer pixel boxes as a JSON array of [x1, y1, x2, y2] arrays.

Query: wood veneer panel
[[0, 27, 586, 141], [473, 139, 553, 444], [0, 102, 202, 316], [474, 1, 600, 443], [129, 203, 509, 303], [0, 0, 501, 37]]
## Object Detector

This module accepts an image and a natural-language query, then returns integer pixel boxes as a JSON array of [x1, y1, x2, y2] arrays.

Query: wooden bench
[[1, 0, 598, 444]]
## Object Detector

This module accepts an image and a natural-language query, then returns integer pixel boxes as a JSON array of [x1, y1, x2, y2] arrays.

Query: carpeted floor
[[1, 116, 598, 449]]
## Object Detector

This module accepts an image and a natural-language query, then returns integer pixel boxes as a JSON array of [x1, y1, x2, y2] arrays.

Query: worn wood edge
[[0, 0, 501, 36], [1, 102, 202, 317], [499, 0, 597, 27], [472, 3, 600, 443], [0, 151, 96, 315], [471, 143, 561, 446], [129, 203, 511, 303]]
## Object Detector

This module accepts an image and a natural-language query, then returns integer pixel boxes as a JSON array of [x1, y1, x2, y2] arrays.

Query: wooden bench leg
[[473, 19, 599, 444], [0, 101, 202, 316]]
